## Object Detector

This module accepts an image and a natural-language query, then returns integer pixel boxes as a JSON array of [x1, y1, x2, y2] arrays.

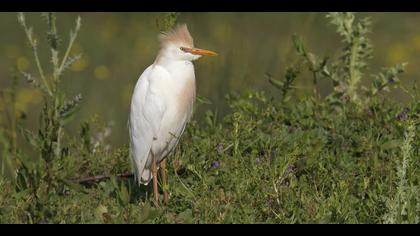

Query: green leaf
[[59, 94, 82, 120], [382, 139, 402, 150], [268, 77, 284, 89], [177, 209, 193, 223], [118, 182, 130, 206]]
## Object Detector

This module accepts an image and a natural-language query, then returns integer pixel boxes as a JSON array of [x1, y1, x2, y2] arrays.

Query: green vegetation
[[0, 12, 419, 224]]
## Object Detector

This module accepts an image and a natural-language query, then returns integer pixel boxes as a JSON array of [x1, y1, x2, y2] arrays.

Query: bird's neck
[[154, 49, 172, 65], [155, 56, 194, 72]]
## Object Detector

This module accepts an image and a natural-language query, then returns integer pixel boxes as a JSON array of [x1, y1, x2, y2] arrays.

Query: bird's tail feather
[[140, 169, 152, 185], [131, 149, 154, 186]]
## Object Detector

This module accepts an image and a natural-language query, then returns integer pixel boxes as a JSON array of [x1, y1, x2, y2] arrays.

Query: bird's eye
[[180, 47, 186, 52]]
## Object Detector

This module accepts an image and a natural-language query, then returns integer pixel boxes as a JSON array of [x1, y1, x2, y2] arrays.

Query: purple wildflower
[[212, 161, 220, 169], [256, 157, 261, 165], [396, 107, 409, 121], [286, 164, 297, 174], [335, 82, 347, 94], [388, 78, 396, 85], [283, 164, 297, 177]]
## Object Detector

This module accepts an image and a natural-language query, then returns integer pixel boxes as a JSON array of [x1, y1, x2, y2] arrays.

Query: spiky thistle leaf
[[59, 94, 82, 119]]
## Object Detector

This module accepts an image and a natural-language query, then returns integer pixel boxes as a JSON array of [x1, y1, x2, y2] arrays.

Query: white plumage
[[129, 61, 195, 184], [129, 24, 216, 193]]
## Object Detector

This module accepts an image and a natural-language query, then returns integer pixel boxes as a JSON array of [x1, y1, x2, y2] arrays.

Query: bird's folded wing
[[129, 65, 170, 184]]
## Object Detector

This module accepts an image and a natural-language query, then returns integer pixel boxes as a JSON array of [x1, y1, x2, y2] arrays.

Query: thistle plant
[[365, 63, 407, 97], [383, 119, 418, 224], [16, 12, 83, 218], [289, 12, 406, 105], [326, 12, 372, 102], [267, 65, 301, 102], [156, 12, 179, 32]]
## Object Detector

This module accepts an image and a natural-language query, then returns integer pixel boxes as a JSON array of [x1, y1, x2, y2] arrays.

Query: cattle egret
[[129, 24, 217, 207]]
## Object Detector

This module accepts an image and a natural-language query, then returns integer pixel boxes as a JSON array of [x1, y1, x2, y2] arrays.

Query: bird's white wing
[[129, 65, 170, 185]]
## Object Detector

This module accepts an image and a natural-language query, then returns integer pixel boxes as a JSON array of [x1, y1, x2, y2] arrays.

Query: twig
[[75, 171, 134, 185]]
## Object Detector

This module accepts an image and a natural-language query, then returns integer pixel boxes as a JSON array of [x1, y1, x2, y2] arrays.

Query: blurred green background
[[1, 12, 419, 146]]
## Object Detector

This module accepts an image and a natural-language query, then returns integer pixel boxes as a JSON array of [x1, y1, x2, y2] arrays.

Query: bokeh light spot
[[412, 35, 420, 52], [16, 88, 42, 113], [387, 43, 409, 65], [71, 56, 89, 72], [16, 56, 29, 71], [94, 65, 110, 80]]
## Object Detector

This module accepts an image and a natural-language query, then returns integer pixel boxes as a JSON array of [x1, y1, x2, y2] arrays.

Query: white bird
[[129, 24, 217, 207]]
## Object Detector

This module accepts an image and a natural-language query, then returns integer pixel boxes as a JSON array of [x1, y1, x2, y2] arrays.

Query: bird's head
[[156, 24, 217, 63]]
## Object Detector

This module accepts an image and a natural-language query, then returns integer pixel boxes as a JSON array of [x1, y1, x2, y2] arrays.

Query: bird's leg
[[160, 159, 169, 204], [151, 155, 159, 208]]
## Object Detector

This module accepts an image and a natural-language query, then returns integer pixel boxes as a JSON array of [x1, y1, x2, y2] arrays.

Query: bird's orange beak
[[184, 47, 218, 56]]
